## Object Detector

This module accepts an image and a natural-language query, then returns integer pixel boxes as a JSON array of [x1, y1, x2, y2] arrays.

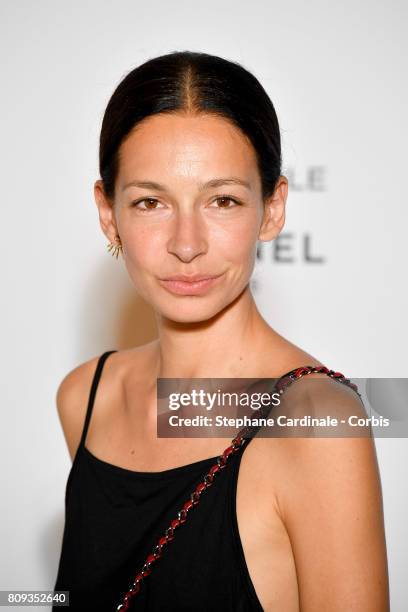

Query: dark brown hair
[[99, 50, 282, 202]]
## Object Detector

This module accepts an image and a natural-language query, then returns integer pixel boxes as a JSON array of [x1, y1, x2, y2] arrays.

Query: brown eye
[[131, 198, 162, 212], [211, 196, 241, 209]]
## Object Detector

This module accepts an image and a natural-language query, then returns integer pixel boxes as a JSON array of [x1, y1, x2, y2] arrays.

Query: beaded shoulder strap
[[115, 365, 359, 610]]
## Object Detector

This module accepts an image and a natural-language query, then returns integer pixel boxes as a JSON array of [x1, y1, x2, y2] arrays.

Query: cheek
[[211, 218, 259, 268], [120, 229, 161, 294], [122, 225, 160, 264]]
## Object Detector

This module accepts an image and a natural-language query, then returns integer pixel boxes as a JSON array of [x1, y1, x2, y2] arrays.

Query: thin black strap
[[79, 350, 118, 449]]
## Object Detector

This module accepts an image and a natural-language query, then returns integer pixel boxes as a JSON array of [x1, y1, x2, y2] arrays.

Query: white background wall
[[1, 0, 407, 609]]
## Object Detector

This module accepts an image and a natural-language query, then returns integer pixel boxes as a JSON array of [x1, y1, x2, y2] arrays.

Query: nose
[[166, 210, 208, 263]]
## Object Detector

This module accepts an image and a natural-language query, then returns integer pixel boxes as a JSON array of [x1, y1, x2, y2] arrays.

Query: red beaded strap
[[274, 365, 360, 396], [115, 365, 359, 610]]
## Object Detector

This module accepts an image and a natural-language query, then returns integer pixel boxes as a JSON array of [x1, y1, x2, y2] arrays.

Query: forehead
[[116, 112, 261, 189]]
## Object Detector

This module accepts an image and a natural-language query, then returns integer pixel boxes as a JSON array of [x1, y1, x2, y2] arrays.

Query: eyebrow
[[122, 177, 252, 192]]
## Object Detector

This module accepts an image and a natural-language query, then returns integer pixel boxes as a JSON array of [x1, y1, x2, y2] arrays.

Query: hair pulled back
[[99, 50, 282, 202]]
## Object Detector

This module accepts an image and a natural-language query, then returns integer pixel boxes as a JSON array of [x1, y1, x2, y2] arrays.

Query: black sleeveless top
[[53, 351, 358, 611], [53, 350, 267, 611]]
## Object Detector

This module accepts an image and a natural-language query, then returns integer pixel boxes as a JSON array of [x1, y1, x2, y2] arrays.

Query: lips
[[160, 274, 220, 282], [158, 273, 224, 296]]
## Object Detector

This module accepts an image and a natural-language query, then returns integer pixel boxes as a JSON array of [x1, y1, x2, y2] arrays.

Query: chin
[[157, 299, 226, 324]]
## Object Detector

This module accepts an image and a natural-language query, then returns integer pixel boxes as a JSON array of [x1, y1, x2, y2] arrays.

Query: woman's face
[[96, 112, 286, 323]]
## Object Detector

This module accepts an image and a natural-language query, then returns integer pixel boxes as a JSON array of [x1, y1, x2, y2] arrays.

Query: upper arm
[[273, 380, 389, 611], [55, 356, 100, 462]]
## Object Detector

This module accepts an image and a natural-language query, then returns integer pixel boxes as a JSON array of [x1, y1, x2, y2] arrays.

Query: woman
[[53, 51, 389, 611]]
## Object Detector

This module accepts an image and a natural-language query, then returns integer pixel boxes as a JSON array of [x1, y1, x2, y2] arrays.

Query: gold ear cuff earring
[[107, 235, 123, 259]]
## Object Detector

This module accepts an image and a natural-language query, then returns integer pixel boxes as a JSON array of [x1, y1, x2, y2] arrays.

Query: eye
[[130, 195, 242, 212], [130, 198, 164, 212], [210, 196, 242, 210]]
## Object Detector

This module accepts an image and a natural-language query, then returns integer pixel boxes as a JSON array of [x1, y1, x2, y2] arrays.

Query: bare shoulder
[[266, 338, 364, 418], [262, 332, 325, 377], [250, 340, 389, 608], [259, 373, 389, 610], [55, 353, 105, 461], [55, 343, 158, 461]]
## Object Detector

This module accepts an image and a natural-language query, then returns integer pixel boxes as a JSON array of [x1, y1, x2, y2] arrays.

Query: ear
[[258, 175, 288, 242], [94, 180, 119, 243]]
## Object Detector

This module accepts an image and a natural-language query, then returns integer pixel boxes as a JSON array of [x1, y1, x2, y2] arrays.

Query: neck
[[153, 285, 280, 379]]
